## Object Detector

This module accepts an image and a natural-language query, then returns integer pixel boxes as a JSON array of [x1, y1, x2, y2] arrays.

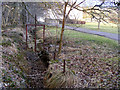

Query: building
[[45, 6, 84, 24]]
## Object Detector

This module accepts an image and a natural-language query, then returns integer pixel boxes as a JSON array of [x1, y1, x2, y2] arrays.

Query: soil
[[26, 51, 47, 88]]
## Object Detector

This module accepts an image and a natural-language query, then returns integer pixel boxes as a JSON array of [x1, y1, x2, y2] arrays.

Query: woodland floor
[[1, 27, 47, 88], [37, 27, 119, 88], [1, 26, 119, 88]]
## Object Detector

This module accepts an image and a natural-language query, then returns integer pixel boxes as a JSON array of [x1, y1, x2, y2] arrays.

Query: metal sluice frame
[[26, 24, 45, 52]]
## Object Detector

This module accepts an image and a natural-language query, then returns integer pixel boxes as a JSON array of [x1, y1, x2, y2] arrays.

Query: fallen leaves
[[49, 41, 118, 88]]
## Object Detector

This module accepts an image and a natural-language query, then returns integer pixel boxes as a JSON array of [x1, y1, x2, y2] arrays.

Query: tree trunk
[[5, 9, 11, 26], [98, 20, 100, 30], [58, 2, 68, 54], [21, 2, 27, 26]]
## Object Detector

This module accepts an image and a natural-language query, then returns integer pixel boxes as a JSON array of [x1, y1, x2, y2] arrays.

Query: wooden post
[[63, 59, 65, 73], [35, 14, 37, 52]]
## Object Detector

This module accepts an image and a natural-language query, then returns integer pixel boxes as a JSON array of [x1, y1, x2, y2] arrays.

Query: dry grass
[[44, 65, 77, 88], [36, 29, 53, 39]]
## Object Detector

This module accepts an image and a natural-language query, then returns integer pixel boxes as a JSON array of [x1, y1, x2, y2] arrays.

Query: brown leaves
[[49, 42, 118, 88]]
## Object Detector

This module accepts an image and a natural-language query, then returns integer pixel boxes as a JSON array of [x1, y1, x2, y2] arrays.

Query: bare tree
[[58, 0, 118, 54], [58, 0, 86, 54]]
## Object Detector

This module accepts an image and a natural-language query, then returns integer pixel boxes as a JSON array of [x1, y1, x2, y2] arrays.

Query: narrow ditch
[[25, 28, 50, 88]]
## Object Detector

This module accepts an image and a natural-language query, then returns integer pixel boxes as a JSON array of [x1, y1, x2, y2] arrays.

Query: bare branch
[[93, 1, 105, 8], [74, 0, 85, 7], [65, 1, 76, 19]]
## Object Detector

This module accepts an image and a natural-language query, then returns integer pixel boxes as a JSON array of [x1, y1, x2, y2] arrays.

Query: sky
[[0, 0, 118, 7], [70, 0, 119, 7]]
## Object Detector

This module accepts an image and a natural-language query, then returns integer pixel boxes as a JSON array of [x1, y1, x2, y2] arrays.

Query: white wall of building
[[66, 6, 83, 20]]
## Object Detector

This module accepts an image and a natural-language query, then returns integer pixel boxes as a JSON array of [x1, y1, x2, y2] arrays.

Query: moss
[[15, 52, 30, 74], [2, 55, 7, 59], [19, 71, 26, 79], [13, 69, 19, 74], [100, 57, 118, 61], [2, 27, 31, 87], [50, 60, 59, 64], [9, 82, 16, 87], [2, 69, 7, 74], [4, 51, 30, 75], [3, 55, 13, 62], [2, 40, 12, 47], [3, 76, 12, 83]]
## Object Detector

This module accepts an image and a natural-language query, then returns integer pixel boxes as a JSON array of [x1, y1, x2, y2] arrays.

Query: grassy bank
[[66, 22, 118, 34], [41, 26, 118, 88], [45, 26, 118, 49]]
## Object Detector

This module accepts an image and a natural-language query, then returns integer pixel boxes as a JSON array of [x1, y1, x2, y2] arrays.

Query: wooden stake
[[63, 59, 65, 73]]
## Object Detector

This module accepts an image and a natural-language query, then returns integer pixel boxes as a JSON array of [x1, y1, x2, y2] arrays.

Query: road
[[45, 23, 119, 41], [64, 25, 118, 41]]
